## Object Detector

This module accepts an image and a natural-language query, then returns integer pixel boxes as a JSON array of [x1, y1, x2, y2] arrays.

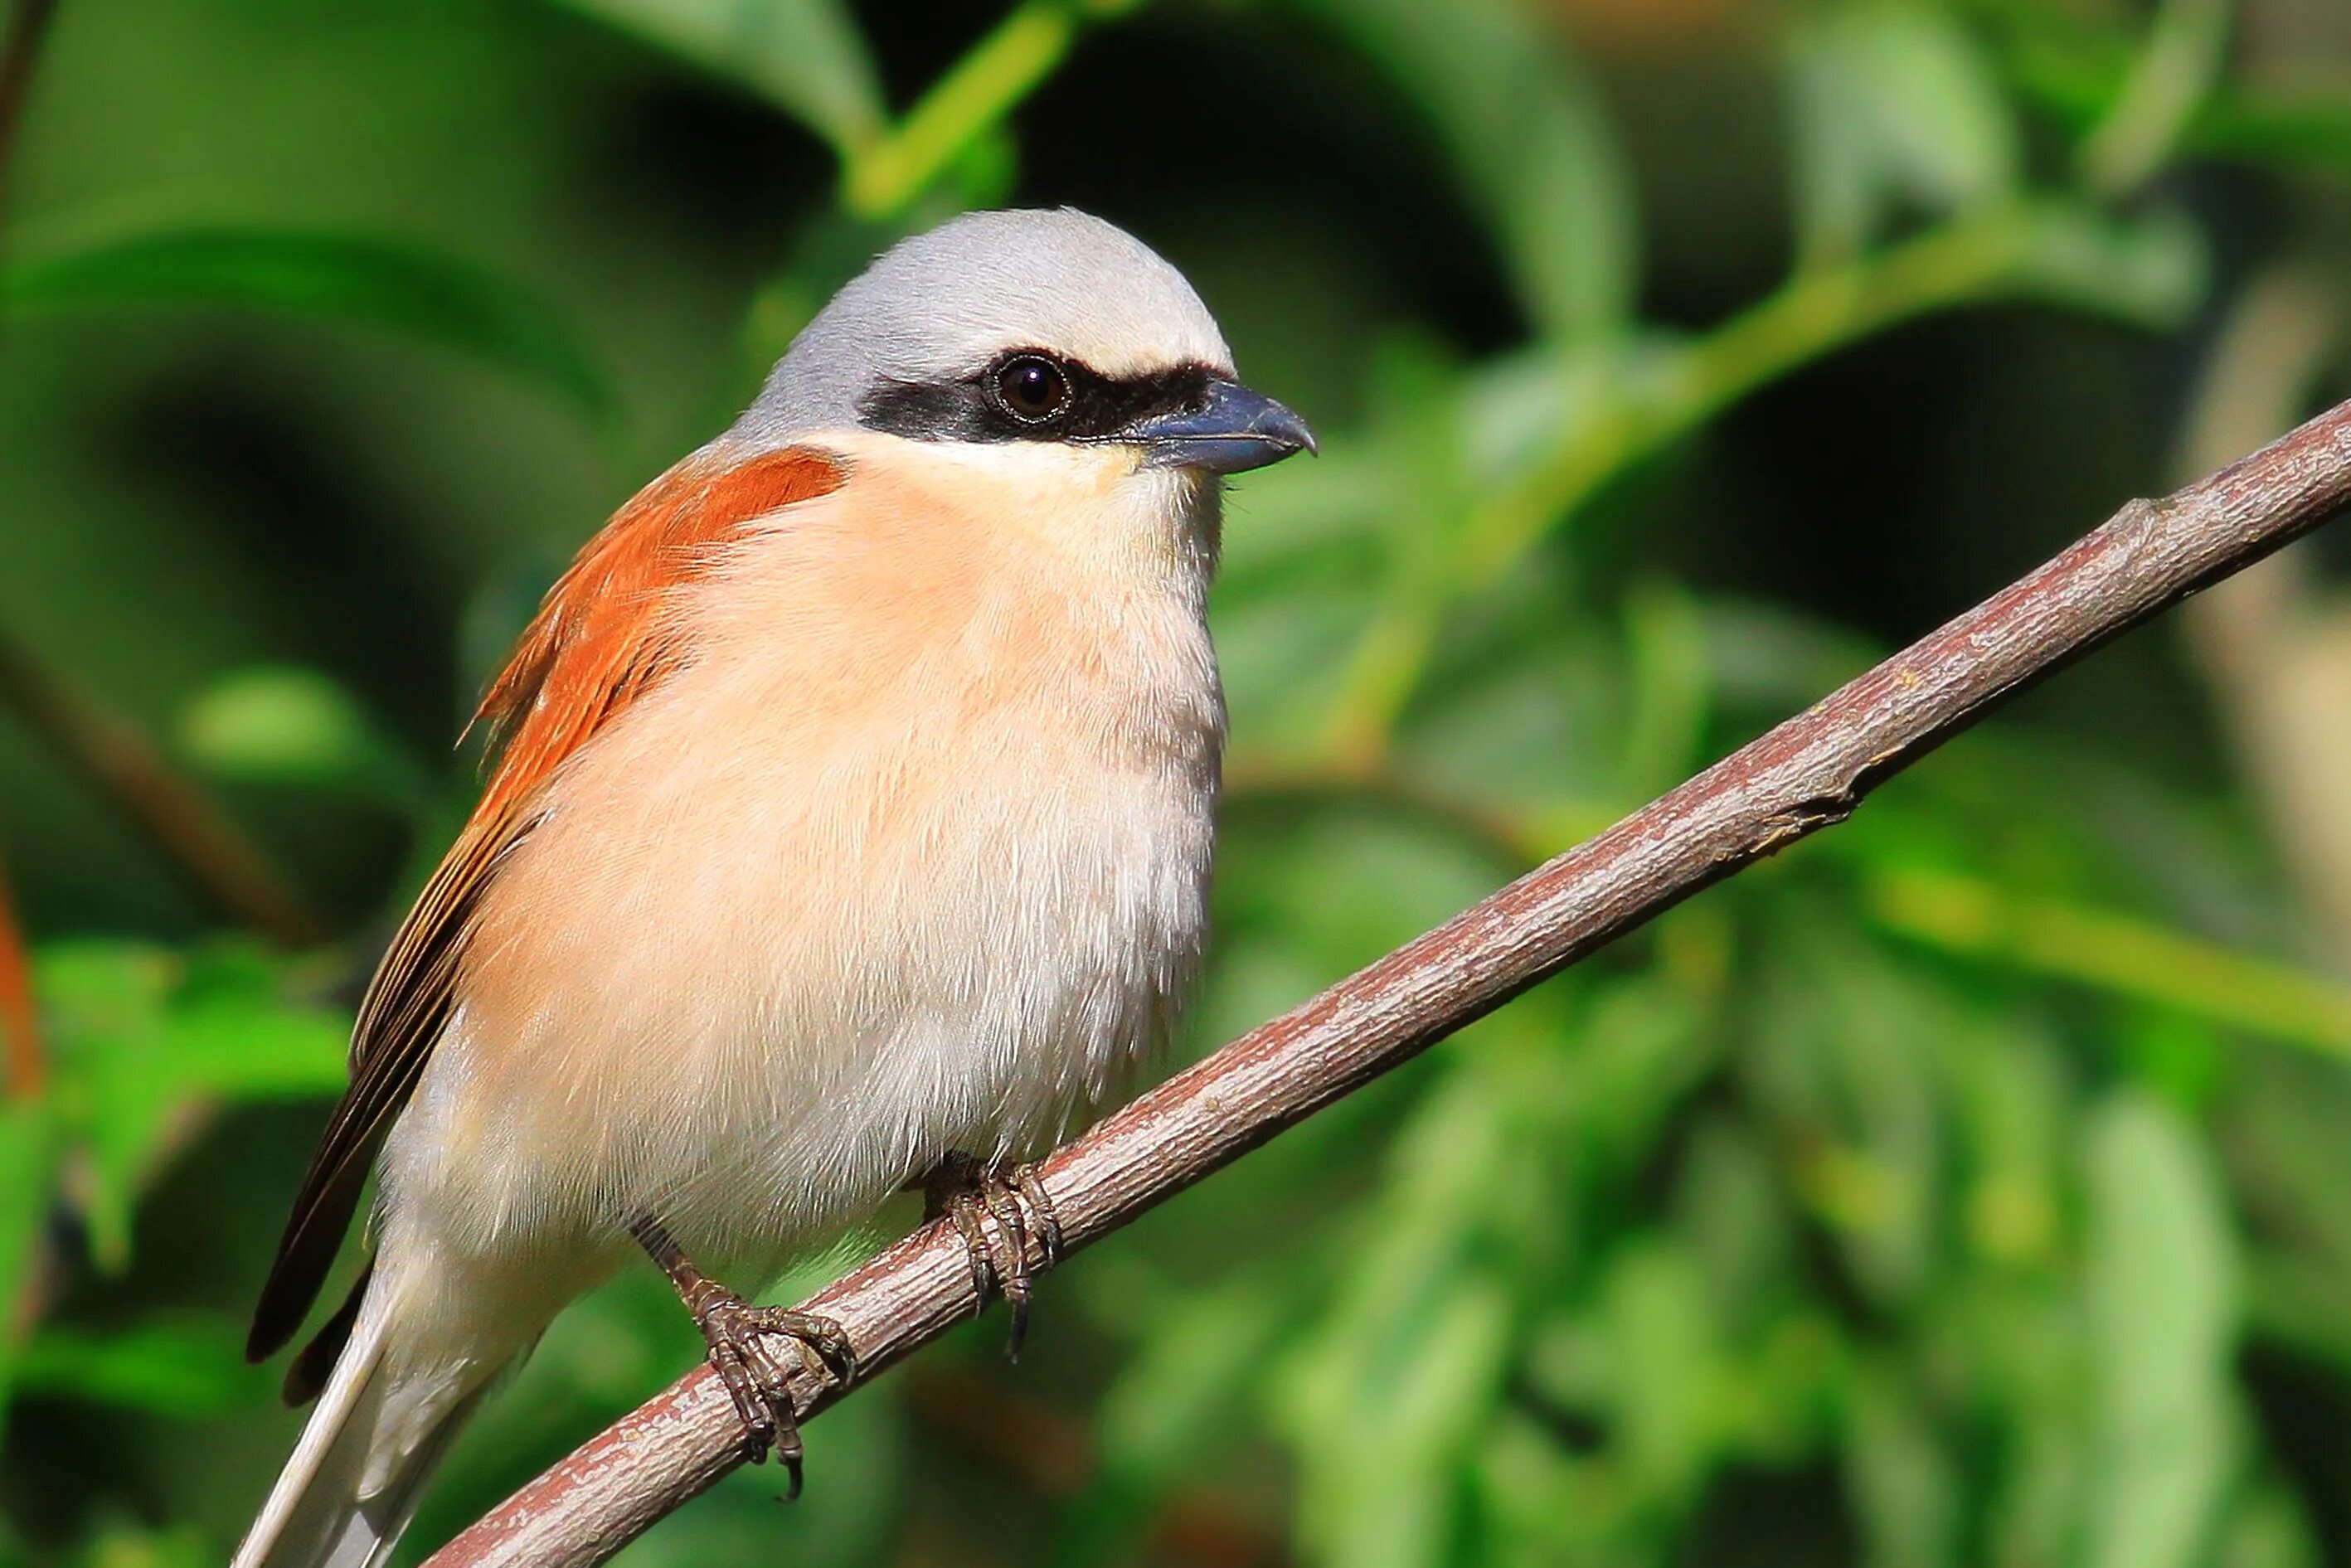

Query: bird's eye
[[994, 355, 1071, 423]]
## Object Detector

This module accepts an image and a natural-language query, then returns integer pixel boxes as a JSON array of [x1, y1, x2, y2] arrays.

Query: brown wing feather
[[249, 446, 845, 1366]]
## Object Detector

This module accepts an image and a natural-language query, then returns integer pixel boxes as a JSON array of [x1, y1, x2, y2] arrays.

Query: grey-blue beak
[[1131, 379, 1317, 475]]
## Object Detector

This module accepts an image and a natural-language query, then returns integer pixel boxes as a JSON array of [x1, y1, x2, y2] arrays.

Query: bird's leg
[[916, 1153, 1064, 1361], [629, 1215, 855, 1498]]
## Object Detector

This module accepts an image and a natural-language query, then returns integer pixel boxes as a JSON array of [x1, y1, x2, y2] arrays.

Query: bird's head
[[742, 208, 1315, 479]]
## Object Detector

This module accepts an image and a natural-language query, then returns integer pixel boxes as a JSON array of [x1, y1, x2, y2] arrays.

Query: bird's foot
[[690, 1293, 856, 1498], [920, 1153, 1062, 1360]]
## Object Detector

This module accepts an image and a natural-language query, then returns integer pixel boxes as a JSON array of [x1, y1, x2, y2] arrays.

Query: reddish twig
[[0, 844, 41, 1100], [428, 399, 2351, 1568], [0, 630, 323, 946]]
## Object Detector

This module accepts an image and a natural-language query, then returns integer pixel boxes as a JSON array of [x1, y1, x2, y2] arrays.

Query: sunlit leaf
[[180, 666, 421, 804], [1865, 867, 2351, 1060], [1595, 1241, 1722, 1494], [2081, 1095, 2239, 1568], [36, 941, 347, 1272], [36, 944, 180, 1273], [1786, 3, 2020, 264], [55, 1518, 211, 1568], [0, 231, 613, 424], [18, 1319, 271, 1418], [2077, 0, 2232, 195]]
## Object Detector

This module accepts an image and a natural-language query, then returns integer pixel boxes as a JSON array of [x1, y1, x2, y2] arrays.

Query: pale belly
[[373, 437, 1225, 1321], [381, 630, 1219, 1288]]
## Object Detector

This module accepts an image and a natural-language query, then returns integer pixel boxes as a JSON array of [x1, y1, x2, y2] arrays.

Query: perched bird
[[232, 207, 1313, 1568]]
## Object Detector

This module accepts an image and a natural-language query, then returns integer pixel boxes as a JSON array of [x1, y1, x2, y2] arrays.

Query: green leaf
[[1595, 1240, 1722, 1496], [1290, 0, 1635, 343], [1785, 3, 2021, 265], [2005, 201, 2208, 326], [1747, 922, 1950, 1306], [1843, 1361, 1959, 1568], [555, 0, 885, 156], [1615, 580, 1711, 797], [0, 231, 613, 425], [2077, 0, 2232, 195], [179, 666, 421, 804], [54, 1517, 211, 1568], [36, 941, 347, 1273], [2081, 1095, 2239, 1568], [2215, 1480, 2323, 1568], [32, 945, 173, 1274], [1864, 867, 2351, 1061], [0, 1100, 51, 1443], [17, 1319, 271, 1419]]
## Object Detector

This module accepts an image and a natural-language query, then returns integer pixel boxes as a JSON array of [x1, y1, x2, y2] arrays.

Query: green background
[[6, 0, 2351, 1563]]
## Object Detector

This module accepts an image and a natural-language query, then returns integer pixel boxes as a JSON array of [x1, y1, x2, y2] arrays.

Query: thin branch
[[0, 629, 324, 946], [428, 398, 2351, 1568]]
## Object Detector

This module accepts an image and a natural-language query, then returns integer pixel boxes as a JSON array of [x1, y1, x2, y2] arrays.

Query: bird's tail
[[231, 1284, 496, 1568]]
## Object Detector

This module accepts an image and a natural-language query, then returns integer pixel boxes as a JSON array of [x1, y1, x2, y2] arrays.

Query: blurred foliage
[[4, 0, 2351, 1565]]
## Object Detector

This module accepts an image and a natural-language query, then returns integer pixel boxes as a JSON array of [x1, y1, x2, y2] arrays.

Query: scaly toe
[[696, 1298, 844, 1489]]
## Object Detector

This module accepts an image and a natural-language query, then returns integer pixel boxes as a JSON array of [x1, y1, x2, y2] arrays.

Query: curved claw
[[694, 1297, 855, 1498], [920, 1153, 1061, 1362]]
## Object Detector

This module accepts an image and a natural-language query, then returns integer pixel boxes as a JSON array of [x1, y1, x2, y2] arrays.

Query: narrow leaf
[[2082, 1095, 2239, 1568], [1785, 4, 2021, 264], [18, 1319, 271, 1418], [0, 231, 613, 423], [556, 0, 885, 155]]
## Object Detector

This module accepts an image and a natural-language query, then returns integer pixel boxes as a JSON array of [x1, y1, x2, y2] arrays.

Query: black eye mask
[[858, 352, 1220, 445]]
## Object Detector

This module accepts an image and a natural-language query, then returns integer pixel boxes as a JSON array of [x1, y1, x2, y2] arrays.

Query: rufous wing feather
[[249, 445, 845, 1371]]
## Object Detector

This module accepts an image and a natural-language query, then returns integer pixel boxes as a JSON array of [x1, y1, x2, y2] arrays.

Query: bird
[[231, 206, 1314, 1568]]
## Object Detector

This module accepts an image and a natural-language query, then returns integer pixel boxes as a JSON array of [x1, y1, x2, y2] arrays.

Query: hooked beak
[[1129, 379, 1317, 476]]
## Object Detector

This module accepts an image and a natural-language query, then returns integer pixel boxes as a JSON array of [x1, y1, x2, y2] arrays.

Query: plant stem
[[842, 0, 1129, 219], [0, 629, 323, 946], [1866, 867, 2351, 1058], [2077, 0, 2232, 197]]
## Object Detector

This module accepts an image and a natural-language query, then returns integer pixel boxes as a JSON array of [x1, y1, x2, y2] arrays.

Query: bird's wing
[[248, 444, 846, 1366]]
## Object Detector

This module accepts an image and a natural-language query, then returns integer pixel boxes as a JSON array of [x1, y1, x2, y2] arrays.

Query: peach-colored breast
[[382, 434, 1224, 1288]]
